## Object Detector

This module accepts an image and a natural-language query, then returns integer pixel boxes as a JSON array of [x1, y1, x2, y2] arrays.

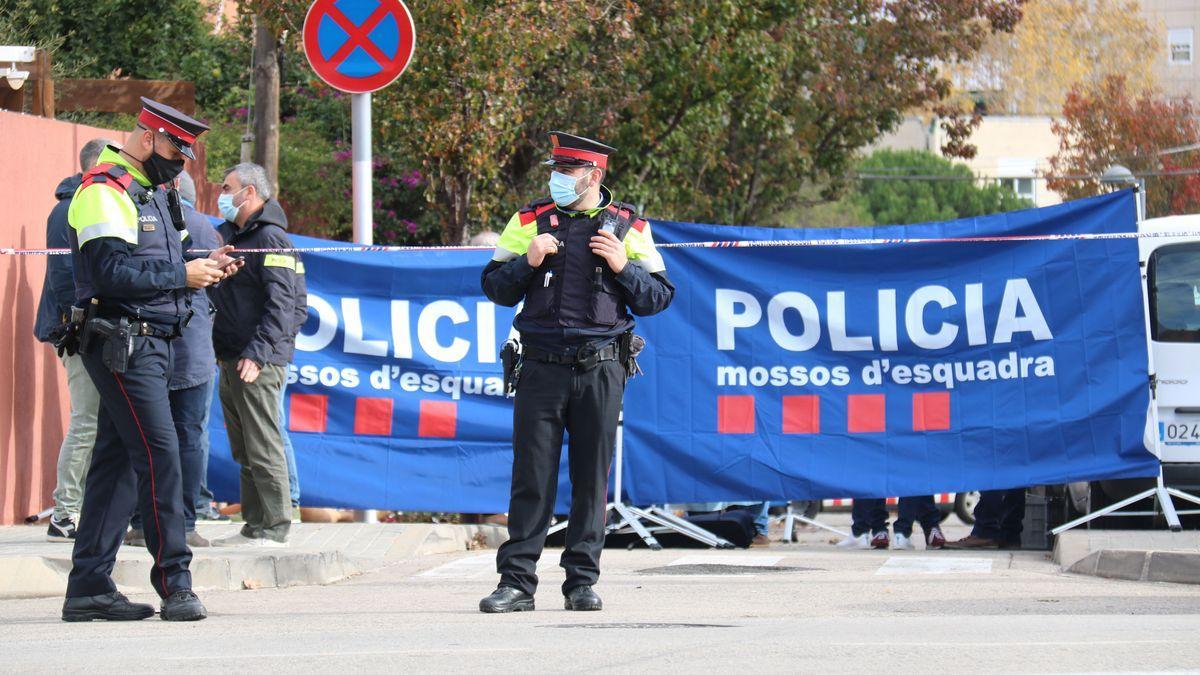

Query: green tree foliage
[[10, 0, 1026, 241], [0, 0, 248, 112], [376, 0, 1023, 241], [854, 149, 1031, 224]]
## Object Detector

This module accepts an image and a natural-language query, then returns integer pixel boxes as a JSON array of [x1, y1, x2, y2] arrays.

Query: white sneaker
[[211, 533, 259, 547], [212, 533, 289, 548], [253, 538, 288, 548], [837, 533, 871, 549], [893, 533, 915, 550]]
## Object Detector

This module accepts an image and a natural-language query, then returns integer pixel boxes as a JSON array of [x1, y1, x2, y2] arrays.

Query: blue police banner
[[207, 189, 1159, 511], [622, 189, 1159, 503], [206, 244, 529, 512]]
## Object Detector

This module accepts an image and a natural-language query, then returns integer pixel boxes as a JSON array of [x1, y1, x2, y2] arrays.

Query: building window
[[999, 177, 1036, 203], [1169, 27, 1193, 65]]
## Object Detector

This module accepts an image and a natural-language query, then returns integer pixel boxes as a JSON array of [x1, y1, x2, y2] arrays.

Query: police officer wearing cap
[[479, 132, 675, 613], [57, 98, 243, 622]]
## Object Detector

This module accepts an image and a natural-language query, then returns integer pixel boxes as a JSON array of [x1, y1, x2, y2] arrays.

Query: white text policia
[[715, 278, 1052, 352]]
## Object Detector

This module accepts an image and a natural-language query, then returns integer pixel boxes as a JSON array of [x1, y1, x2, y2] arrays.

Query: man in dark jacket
[[33, 137, 112, 542], [208, 162, 303, 547]]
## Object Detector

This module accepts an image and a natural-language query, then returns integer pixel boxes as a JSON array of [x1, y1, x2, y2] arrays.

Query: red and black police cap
[[543, 131, 616, 170], [136, 97, 210, 160]]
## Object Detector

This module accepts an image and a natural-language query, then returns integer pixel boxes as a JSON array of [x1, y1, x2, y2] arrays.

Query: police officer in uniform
[[58, 99, 241, 622], [479, 132, 674, 613]]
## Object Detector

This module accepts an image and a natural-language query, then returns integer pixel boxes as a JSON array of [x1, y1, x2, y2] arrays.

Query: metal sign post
[[303, 0, 414, 521], [352, 92, 372, 245]]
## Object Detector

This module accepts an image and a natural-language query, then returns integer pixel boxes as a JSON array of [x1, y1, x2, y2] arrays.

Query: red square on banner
[[289, 394, 328, 433], [847, 394, 886, 433], [782, 396, 820, 434], [913, 392, 951, 431], [718, 396, 755, 434], [354, 397, 394, 436], [419, 401, 458, 438]]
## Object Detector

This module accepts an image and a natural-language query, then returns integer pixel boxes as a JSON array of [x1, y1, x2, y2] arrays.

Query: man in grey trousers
[[34, 137, 113, 541], [208, 163, 304, 547]]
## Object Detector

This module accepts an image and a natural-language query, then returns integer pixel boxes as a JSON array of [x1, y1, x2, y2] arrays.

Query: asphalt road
[[2, 519, 1199, 673]]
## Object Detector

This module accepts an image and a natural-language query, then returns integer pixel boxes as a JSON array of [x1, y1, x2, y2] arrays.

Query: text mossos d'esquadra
[[714, 278, 1056, 390]]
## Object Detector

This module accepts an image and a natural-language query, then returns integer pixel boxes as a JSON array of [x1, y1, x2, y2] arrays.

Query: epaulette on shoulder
[[80, 163, 135, 195], [518, 197, 556, 226]]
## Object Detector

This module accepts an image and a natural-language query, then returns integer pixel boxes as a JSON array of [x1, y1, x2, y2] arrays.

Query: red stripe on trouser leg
[[113, 373, 169, 596]]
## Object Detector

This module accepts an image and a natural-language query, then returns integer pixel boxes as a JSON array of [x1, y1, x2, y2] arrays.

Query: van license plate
[[1163, 419, 1200, 443]]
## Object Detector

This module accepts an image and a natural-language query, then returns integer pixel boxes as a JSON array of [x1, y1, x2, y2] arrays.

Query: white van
[[1141, 215, 1200, 473], [1078, 215, 1200, 517]]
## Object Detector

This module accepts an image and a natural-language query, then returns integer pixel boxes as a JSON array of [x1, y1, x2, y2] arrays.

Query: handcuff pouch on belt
[[500, 338, 522, 398]]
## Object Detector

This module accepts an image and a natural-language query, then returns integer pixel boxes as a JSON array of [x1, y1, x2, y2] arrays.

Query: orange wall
[[0, 111, 213, 525]]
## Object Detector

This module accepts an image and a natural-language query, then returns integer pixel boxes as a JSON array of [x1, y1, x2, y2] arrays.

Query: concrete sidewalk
[[0, 522, 508, 599], [1055, 529, 1200, 584]]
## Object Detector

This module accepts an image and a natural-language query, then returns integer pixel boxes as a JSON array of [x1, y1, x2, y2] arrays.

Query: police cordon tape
[[2, 228, 1200, 256]]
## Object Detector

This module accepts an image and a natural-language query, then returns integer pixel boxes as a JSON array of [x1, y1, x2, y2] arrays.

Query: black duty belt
[[95, 309, 179, 339], [131, 321, 177, 339], [523, 343, 619, 370]]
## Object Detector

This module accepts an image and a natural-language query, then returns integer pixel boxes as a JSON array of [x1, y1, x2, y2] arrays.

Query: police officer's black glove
[[50, 322, 81, 358]]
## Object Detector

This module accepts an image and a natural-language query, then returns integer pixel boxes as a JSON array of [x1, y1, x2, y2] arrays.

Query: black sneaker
[[479, 586, 534, 613], [161, 590, 207, 622], [47, 515, 76, 542], [62, 592, 154, 622]]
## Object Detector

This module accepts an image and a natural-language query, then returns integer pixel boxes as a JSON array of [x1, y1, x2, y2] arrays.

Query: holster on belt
[[618, 331, 646, 378], [80, 310, 133, 374], [500, 338, 522, 398]]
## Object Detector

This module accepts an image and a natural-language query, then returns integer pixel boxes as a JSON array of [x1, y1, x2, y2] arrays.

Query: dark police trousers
[[496, 358, 625, 596], [67, 336, 192, 599]]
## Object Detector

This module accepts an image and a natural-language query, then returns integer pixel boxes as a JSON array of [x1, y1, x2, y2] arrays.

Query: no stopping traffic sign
[[303, 0, 415, 94]]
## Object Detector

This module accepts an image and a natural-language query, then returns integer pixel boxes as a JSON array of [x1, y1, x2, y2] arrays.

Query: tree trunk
[[252, 17, 280, 196]]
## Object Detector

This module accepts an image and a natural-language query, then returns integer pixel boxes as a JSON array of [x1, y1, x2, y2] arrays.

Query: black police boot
[[62, 591, 155, 622], [160, 590, 207, 622], [564, 585, 603, 611], [479, 586, 535, 613]]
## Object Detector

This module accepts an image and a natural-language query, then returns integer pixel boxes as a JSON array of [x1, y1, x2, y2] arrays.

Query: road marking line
[[875, 556, 993, 575], [418, 554, 556, 579], [161, 648, 535, 661], [669, 554, 784, 567], [417, 554, 495, 577]]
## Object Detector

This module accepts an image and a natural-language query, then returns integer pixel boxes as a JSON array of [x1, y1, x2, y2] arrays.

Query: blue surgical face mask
[[548, 170, 592, 208], [217, 186, 249, 221]]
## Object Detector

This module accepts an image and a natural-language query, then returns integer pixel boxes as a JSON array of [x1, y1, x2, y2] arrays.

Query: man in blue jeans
[[838, 496, 946, 550], [945, 488, 1026, 549]]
